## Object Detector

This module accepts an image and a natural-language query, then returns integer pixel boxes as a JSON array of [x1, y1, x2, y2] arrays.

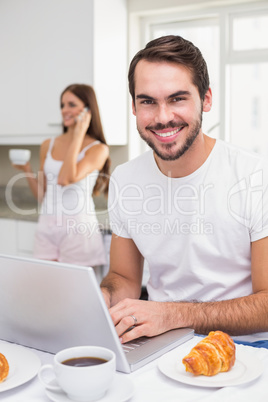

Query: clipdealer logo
[[5, 170, 107, 222], [227, 170, 264, 230], [108, 174, 214, 217], [107, 176, 215, 236], [5, 169, 265, 235], [125, 217, 213, 236]]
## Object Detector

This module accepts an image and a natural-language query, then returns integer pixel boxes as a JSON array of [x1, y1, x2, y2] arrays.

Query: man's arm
[[100, 233, 144, 308], [109, 237, 268, 343]]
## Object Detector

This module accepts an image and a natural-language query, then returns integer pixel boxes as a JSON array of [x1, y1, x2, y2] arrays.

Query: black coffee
[[62, 357, 108, 367]]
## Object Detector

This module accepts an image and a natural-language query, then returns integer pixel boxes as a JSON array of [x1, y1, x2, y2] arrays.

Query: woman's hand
[[73, 107, 91, 139], [11, 161, 31, 173]]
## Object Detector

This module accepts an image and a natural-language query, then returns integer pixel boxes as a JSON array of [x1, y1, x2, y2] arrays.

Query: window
[[229, 62, 268, 154], [231, 13, 268, 51], [228, 10, 268, 155]]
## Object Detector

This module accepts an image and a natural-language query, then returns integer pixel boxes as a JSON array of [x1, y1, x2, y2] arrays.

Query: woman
[[13, 84, 110, 267]]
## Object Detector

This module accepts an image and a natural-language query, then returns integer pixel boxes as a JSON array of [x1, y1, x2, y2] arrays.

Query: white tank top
[[41, 138, 100, 215]]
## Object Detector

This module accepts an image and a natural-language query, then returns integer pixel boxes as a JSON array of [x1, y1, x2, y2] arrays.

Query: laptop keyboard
[[122, 336, 150, 353]]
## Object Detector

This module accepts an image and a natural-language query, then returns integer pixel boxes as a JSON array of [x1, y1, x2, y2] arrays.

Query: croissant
[[0, 353, 9, 383], [182, 331, 236, 376]]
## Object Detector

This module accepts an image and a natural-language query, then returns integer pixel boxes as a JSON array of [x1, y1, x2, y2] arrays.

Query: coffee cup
[[38, 346, 116, 402]]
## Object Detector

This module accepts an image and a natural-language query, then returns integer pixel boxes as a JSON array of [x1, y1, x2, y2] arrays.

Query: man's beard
[[137, 113, 203, 161]]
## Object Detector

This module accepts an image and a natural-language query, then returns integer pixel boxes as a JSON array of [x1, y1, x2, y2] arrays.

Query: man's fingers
[[119, 324, 145, 344], [115, 315, 138, 337]]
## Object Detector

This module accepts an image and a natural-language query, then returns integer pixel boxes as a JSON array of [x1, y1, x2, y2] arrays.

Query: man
[[101, 35, 268, 344]]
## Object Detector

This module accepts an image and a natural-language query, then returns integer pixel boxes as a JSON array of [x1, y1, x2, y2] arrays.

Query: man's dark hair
[[128, 35, 210, 103]]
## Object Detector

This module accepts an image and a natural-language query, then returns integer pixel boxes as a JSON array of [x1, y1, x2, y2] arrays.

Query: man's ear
[[132, 100, 136, 116], [203, 88, 212, 112]]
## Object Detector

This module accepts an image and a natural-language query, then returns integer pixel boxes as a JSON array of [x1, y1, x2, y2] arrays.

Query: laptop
[[0, 253, 194, 373]]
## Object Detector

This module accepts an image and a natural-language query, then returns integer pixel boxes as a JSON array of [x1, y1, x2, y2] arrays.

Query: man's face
[[132, 60, 211, 161]]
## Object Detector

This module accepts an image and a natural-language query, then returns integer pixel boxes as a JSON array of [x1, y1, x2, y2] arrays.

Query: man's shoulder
[[112, 150, 153, 178], [218, 139, 268, 168]]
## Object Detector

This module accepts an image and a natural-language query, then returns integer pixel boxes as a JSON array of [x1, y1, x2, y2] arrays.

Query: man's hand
[[101, 288, 111, 309], [109, 298, 174, 343]]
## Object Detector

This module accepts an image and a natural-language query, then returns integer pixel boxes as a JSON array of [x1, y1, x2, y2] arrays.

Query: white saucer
[[45, 373, 135, 402]]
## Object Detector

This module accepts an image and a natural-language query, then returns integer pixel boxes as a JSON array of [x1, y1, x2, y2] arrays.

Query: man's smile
[[153, 127, 183, 138]]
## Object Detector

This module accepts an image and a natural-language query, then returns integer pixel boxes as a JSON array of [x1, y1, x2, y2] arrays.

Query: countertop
[[0, 186, 110, 230], [1, 337, 268, 402], [0, 186, 38, 221]]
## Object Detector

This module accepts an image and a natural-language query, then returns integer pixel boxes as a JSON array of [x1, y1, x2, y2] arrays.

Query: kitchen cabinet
[[0, 219, 36, 257], [0, 219, 17, 255], [17, 220, 37, 257], [0, 0, 127, 146]]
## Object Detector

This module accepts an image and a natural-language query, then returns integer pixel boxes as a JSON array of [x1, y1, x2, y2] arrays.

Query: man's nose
[[154, 104, 174, 125]]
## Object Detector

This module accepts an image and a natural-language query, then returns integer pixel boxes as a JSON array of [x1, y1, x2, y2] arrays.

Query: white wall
[[0, 0, 128, 147], [93, 0, 128, 146]]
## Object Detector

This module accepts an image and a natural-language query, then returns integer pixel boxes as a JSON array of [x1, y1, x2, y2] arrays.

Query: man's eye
[[172, 97, 183, 102], [141, 100, 154, 105]]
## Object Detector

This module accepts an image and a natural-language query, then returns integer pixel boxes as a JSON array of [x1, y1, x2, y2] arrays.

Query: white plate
[[158, 345, 263, 387], [0, 342, 41, 392], [45, 374, 135, 402]]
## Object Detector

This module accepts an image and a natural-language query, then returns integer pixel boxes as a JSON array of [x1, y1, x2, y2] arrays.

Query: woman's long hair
[[61, 84, 111, 196]]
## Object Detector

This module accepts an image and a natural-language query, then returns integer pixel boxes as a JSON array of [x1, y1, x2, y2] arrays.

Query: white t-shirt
[[108, 140, 268, 340]]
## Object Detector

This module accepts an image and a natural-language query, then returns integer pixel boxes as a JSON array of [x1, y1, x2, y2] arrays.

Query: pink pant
[[33, 214, 106, 266]]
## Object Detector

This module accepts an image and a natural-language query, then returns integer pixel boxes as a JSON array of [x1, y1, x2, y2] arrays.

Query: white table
[[1, 336, 268, 402]]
